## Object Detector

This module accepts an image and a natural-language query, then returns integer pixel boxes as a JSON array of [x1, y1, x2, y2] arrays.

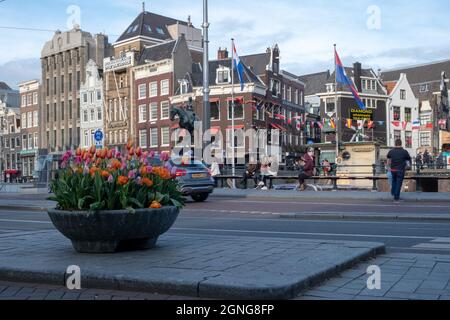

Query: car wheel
[[191, 193, 209, 202]]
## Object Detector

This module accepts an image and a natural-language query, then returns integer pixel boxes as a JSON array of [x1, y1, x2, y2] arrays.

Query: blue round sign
[[94, 130, 103, 142]]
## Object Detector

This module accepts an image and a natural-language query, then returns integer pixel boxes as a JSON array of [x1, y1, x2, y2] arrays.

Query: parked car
[[150, 157, 215, 202]]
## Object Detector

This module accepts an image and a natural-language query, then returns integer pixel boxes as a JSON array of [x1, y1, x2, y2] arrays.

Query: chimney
[[353, 62, 362, 92], [217, 47, 229, 60]]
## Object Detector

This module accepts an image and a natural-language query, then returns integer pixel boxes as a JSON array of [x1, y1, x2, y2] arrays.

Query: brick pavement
[[0, 230, 383, 299], [296, 253, 450, 300]]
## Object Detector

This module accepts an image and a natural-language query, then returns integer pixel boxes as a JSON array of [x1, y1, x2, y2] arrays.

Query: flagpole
[[231, 38, 236, 188], [334, 44, 340, 163]]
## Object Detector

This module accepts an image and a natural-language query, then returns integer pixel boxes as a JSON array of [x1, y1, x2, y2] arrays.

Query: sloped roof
[[116, 11, 189, 43], [299, 71, 330, 96], [0, 82, 12, 91], [384, 81, 398, 95], [137, 40, 177, 65], [381, 59, 450, 85], [241, 53, 270, 76]]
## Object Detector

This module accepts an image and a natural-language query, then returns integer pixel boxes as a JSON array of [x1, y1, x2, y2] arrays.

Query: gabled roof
[[299, 71, 330, 96], [137, 40, 177, 65], [241, 53, 270, 76], [381, 59, 450, 85], [116, 11, 189, 43], [0, 82, 12, 91]]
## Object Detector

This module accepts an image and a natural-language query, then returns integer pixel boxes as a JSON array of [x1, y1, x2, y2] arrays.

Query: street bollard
[[372, 164, 378, 192]]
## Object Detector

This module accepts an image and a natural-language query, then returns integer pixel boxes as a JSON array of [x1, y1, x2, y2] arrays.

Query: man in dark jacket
[[387, 139, 412, 202], [298, 148, 315, 191]]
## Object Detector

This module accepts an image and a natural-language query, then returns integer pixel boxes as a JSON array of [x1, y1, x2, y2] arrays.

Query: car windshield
[[170, 158, 206, 168]]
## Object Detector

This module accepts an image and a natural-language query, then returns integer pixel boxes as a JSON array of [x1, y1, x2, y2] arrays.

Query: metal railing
[[214, 163, 450, 192]]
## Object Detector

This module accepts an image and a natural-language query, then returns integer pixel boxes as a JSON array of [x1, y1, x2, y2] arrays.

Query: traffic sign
[[94, 130, 103, 142]]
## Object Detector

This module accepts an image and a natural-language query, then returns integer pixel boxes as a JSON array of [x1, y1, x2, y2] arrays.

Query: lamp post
[[202, 0, 211, 143]]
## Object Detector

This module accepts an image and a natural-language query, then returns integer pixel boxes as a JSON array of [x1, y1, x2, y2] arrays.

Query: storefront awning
[[226, 96, 244, 103], [227, 125, 245, 130], [210, 98, 220, 103]]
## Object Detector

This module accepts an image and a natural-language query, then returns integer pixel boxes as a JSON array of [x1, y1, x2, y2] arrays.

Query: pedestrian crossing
[[413, 238, 450, 250]]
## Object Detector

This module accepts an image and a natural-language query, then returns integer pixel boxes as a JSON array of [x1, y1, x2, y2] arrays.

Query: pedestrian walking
[[210, 157, 221, 187], [298, 148, 315, 191], [387, 139, 412, 202]]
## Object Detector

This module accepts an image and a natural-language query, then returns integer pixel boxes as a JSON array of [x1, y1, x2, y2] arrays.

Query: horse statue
[[170, 101, 199, 135]]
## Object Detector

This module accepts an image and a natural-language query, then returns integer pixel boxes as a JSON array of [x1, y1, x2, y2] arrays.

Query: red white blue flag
[[335, 48, 366, 110]]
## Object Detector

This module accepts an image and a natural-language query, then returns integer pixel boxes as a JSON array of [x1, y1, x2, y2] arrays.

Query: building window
[[161, 101, 170, 119], [68, 100, 72, 120], [69, 73, 72, 91], [97, 90, 102, 101], [150, 82, 158, 97], [228, 99, 244, 120], [22, 95, 27, 107], [54, 103, 57, 122], [90, 109, 95, 122], [139, 130, 147, 148], [161, 127, 170, 146], [217, 69, 230, 84], [270, 79, 280, 97], [287, 87, 292, 102], [33, 92, 38, 105], [83, 110, 88, 123], [400, 90, 406, 100], [326, 98, 335, 113], [405, 131, 412, 148], [405, 108, 412, 123], [84, 130, 89, 148], [97, 108, 102, 121], [83, 93, 88, 103], [393, 107, 401, 121], [33, 111, 38, 127], [138, 84, 147, 100], [29, 133, 33, 150], [180, 81, 188, 94], [149, 103, 158, 121], [150, 128, 158, 147], [61, 75, 64, 93], [419, 84, 429, 93], [211, 101, 220, 121], [34, 133, 38, 149], [139, 105, 147, 123], [420, 132, 431, 147], [22, 135, 27, 150], [161, 80, 170, 96], [362, 79, 367, 90], [326, 84, 335, 93], [393, 129, 401, 143], [61, 102, 65, 121], [77, 71, 81, 90], [21, 114, 27, 129], [28, 112, 32, 128], [295, 89, 299, 104]]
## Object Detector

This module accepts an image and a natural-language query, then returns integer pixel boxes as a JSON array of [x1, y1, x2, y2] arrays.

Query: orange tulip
[[90, 145, 96, 155], [141, 178, 153, 187], [101, 170, 110, 179], [117, 176, 129, 186], [150, 201, 162, 209], [111, 159, 121, 170], [127, 140, 134, 150], [76, 148, 82, 156], [107, 150, 113, 159], [140, 166, 147, 176], [89, 167, 100, 177], [135, 147, 142, 157]]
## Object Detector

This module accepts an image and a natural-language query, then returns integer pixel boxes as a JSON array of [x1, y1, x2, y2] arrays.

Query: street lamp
[[202, 0, 211, 141]]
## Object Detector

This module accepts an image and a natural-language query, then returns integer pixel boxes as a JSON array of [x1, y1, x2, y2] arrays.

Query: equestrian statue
[[170, 97, 199, 135]]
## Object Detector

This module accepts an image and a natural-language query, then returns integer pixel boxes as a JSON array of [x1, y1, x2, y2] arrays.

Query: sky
[[1, 0, 450, 89]]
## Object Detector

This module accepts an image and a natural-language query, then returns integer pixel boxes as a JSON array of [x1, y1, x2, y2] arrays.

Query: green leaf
[[127, 197, 144, 209], [170, 198, 183, 208]]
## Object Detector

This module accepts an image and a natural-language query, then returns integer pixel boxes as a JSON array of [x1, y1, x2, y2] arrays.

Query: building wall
[[80, 60, 104, 149], [386, 74, 419, 155], [40, 27, 111, 155], [134, 68, 174, 153], [0, 104, 21, 180], [19, 80, 40, 178]]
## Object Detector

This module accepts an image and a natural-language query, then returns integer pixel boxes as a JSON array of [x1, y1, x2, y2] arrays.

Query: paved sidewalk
[[0, 281, 201, 300], [213, 189, 450, 202], [0, 230, 384, 299], [297, 253, 450, 300]]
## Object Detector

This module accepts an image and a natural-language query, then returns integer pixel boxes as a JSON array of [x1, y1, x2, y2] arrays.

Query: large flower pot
[[47, 207, 180, 254]]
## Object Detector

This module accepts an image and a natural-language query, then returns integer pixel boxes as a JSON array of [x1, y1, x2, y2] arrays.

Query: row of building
[[0, 8, 449, 181]]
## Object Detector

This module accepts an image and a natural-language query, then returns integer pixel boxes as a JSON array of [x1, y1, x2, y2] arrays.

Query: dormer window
[[270, 79, 281, 97], [144, 25, 152, 33], [326, 84, 335, 93], [179, 80, 189, 95], [216, 67, 231, 85], [156, 27, 165, 35]]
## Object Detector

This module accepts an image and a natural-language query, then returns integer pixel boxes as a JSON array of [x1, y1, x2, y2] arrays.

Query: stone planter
[[47, 207, 180, 254]]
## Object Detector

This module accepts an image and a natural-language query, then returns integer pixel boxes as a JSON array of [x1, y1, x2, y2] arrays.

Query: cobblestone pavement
[[0, 281, 203, 300], [296, 253, 450, 300]]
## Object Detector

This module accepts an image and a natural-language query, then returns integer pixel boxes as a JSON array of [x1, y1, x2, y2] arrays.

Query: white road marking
[[220, 200, 450, 209], [172, 227, 437, 240], [413, 243, 450, 250], [0, 219, 51, 224]]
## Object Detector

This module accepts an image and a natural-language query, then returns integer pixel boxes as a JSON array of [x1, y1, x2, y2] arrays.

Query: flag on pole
[[232, 41, 245, 91], [402, 121, 408, 130], [335, 48, 366, 110], [412, 120, 420, 130], [368, 120, 374, 129], [330, 118, 336, 129], [357, 120, 365, 129], [346, 119, 353, 129]]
